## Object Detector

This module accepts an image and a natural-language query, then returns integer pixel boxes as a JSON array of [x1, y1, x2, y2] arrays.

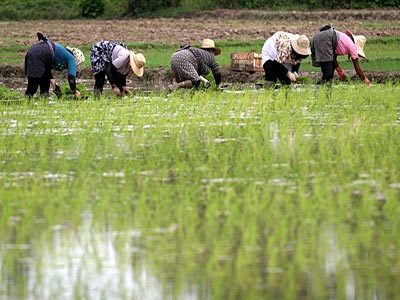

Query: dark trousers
[[263, 60, 292, 85], [94, 71, 127, 93], [25, 76, 51, 97], [319, 61, 335, 82]]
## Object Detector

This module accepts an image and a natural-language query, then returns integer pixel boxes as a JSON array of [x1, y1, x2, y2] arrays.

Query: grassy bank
[[1, 37, 400, 72]]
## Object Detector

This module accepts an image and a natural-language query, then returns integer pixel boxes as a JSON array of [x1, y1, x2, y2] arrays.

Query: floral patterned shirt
[[262, 31, 303, 66], [275, 32, 302, 65]]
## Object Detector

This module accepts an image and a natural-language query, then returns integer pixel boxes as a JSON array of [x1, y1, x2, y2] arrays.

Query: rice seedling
[[0, 83, 399, 299]]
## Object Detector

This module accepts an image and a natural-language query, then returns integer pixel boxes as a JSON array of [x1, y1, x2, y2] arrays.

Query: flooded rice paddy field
[[1, 85, 400, 299]]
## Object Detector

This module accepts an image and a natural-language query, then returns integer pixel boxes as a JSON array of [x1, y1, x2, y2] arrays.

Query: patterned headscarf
[[66, 46, 85, 65]]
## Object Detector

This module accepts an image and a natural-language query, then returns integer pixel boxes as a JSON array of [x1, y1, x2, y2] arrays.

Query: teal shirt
[[54, 44, 77, 77]]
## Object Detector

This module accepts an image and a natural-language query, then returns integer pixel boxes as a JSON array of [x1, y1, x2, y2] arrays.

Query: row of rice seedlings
[[1, 84, 400, 299]]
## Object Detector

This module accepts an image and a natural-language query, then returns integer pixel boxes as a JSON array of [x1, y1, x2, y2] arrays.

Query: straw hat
[[129, 51, 146, 77], [290, 35, 311, 56], [354, 35, 367, 58], [66, 46, 85, 65], [200, 39, 221, 56]]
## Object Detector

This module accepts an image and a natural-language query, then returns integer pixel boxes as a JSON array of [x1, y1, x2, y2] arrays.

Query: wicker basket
[[230, 52, 263, 72]]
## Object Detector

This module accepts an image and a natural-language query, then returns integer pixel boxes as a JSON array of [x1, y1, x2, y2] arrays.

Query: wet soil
[[1, 65, 399, 93], [1, 9, 399, 90]]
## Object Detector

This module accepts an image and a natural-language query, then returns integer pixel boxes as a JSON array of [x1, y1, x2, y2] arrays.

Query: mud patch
[[1, 65, 399, 93]]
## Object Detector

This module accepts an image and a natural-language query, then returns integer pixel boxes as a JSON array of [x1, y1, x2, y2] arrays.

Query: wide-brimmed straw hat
[[66, 46, 85, 65], [345, 30, 367, 59], [129, 51, 146, 77], [290, 35, 311, 56], [353, 35, 367, 59], [200, 39, 221, 56]]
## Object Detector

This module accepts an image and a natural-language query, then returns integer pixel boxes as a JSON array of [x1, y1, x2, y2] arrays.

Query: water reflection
[[2, 211, 393, 299], [1, 212, 211, 300], [1, 85, 399, 299]]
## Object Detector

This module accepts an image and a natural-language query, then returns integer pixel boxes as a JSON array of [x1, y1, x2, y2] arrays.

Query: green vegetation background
[[1, 0, 400, 20]]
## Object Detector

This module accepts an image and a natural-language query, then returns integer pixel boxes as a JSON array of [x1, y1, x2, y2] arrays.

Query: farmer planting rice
[[168, 38, 222, 92], [24, 32, 85, 98], [311, 25, 371, 85], [90, 40, 146, 97], [261, 31, 311, 88]]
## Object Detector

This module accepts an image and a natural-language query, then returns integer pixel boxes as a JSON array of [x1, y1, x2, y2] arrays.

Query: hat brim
[[357, 49, 366, 59], [291, 39, 311, 56], [130, 51, 144, 77], [201, 47, 221, 56], [354, 35, 367, 59]]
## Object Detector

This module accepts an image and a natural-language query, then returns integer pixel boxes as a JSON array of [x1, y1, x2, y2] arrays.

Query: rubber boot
[[168, 80, 193, 92]]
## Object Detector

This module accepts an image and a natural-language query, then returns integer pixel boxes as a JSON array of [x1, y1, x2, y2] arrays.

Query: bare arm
[[352, 58, 371, 85]]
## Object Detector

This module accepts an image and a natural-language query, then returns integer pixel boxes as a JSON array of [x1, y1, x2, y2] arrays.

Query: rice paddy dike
[[1, 83, 400, 299]]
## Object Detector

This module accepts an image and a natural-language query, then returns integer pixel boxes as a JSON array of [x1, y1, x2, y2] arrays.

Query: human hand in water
[[336, 67, 346, 80], [51, 79, 62, 97], [53, 85, 62, 97], [74, 90, 81, 99], [199, 76, 210, 88], [287, 71, 297, 82], [112, 86, 121, 96], [364, 77, 371, 86], [122, 86, 130, 95]]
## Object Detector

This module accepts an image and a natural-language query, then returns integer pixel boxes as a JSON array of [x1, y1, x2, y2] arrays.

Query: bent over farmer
[[168, 38, 222, 92], [311, 25, 371, 86], [261, 31, 311, 88], [24, 32, 85, 98], [90, 40, 146, 97]]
